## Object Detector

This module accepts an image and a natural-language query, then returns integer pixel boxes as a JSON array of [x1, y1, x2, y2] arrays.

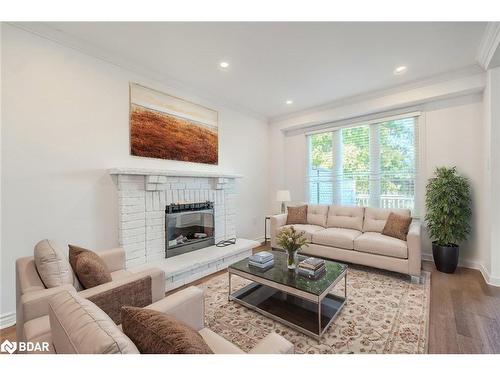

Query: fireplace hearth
[[165, 201, 215, 258]]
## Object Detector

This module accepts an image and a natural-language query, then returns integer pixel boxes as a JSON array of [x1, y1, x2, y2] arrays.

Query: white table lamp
[[276, 190, 291, 214]]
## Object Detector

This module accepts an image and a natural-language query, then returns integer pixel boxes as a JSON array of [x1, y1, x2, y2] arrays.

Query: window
[[307, 116, 418, 213]]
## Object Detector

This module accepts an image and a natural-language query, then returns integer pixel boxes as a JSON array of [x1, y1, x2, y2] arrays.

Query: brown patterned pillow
[[286, 205, 308, 225], [382, 212, 412, 241], [69, 245, 112, 289], [121, 306, 213, 354]]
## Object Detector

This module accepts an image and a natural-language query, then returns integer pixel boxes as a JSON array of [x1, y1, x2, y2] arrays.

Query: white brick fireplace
[[109, 168, 242, 268]]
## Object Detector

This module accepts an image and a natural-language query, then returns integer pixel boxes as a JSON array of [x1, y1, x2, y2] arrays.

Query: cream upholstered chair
[[16, 239, 165, 346], [46, 286, 294, 354]]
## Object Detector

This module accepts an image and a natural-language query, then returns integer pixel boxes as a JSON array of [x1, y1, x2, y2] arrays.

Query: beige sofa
[[270, 205, 421, 277], [44, 286, 293, 354], [16, 241, 165, 345]]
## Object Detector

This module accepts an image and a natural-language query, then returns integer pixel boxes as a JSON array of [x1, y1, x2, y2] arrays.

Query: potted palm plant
[[425, 167, 471, 273], [276, 226, 308, 269]]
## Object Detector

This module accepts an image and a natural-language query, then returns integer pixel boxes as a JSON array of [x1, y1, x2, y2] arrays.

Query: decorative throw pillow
[[121, 306, 213, 354], [34, 239, 74, 288], [49, 290, 139, 354], [382, 212, 412, 241], [286, 205, 308, 225], [69, 245, 112, 289]]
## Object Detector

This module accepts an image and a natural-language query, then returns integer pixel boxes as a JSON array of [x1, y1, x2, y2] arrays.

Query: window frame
[[305, 111, 421, 216]]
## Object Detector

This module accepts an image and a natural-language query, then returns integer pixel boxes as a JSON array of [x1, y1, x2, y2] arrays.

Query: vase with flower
[[276, 226, 308, 269]]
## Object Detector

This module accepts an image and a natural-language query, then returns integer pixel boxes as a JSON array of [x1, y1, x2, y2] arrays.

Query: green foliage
[[309, 120, 415, 196], [342, 126, 369, 194], [425, 167, 471, 246], [310, 133, 333, 169], [276, 226, 309, 254]]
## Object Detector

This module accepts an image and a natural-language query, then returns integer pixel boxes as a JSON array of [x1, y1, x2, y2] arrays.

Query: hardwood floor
[[423, 260, 500, 353], [2, 243, 500, 354], [0, 325, 15, 344]]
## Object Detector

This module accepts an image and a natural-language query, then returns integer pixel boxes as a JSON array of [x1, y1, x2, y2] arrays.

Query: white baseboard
[[0, 311, 16, 329], [253, 236, 265, 244], [422, 252, 500, 287]]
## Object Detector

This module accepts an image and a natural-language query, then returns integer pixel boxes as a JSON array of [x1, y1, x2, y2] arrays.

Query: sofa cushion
[[312, 228, 362, 250], [382, 213, 412, 241], [20, 316, 54, 353], [354, 232, 408, 259], [198, 328, 245, 354], [363, 207, 411, 233], [327, 205, 364, 231], [281, 224, 324, 243], [286, 205, 308, 225], [69, 245, 112, 289], [121, 306, 213, 354], [34, 239, 74, 288], [307, 204, 328, 227], [48, 290, 139, 354], [24, 315, 51, 342]]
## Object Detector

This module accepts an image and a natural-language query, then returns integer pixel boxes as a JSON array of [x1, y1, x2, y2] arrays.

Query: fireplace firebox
[[165, 202, 215, 258]]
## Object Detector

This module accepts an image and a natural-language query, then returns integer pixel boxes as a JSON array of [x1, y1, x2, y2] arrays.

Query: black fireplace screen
[[165, 202, 215, 258]]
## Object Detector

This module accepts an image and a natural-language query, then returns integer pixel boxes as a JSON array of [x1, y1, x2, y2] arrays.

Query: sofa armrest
[[20, 284, 76, 323], [270, 214, 288, 248], [248, 332, 294, 354], [146, 286, 205, 331], [407, 219, 422, 276], [79, 267, 165, 303], [97, 247, 125, 273]]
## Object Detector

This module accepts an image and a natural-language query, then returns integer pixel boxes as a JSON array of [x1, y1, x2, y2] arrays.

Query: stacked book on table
[[248, 251, 274, 270], [298, 257, 326, 279]]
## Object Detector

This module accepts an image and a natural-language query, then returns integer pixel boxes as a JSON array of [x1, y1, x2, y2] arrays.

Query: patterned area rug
[[199, 265, 430, 354]]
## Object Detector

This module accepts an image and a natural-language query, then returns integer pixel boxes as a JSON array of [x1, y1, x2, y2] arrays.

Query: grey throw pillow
[[34, 239, 74, 288]]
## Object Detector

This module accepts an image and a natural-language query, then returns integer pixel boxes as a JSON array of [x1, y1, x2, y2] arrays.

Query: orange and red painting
[[130, 83, 218, 165]]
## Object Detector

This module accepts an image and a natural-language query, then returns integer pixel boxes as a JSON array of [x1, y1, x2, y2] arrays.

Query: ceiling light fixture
[[219, 61, 230, 69], [394, 66, 408, 75], [285, 100, 293, 105]]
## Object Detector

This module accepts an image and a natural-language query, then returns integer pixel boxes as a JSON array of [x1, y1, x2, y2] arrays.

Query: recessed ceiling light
[[285, 100, 293, 105], [219, 61, 230, 69], [394, 66, 407, 75]]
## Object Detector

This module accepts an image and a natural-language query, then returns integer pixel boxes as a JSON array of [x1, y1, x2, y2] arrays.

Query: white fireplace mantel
[[109, 167, 243, 179], [109, 167, 241, 269]]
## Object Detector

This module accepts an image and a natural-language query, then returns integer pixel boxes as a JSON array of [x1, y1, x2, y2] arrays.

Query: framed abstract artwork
[[129, 83, 218, 164]]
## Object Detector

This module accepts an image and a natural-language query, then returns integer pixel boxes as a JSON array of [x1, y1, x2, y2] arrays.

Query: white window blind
[[307, 116, 418, 214]]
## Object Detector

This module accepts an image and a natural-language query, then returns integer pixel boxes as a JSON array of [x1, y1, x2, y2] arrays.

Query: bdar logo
[[1, 339, 17, 354]]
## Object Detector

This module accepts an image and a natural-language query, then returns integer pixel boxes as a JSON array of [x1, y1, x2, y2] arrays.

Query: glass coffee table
[[228, 250, 347, 340]]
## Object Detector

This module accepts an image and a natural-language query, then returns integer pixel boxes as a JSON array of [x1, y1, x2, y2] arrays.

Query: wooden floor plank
[[474, 314, 500, 354], [456, 334, 486, 354]]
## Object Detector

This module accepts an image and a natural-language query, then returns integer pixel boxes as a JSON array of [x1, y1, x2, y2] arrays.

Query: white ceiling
[[29, 22, 487, 119]]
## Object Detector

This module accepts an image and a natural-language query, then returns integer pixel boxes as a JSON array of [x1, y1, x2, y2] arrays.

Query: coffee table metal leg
[[228, 272, 232, 301], [345, 272, 347, 300], [318, 298, 322, 338]]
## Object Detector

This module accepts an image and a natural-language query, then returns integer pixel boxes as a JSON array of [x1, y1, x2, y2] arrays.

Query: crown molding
[[477, 22, 500, 70], [269, 65, 485, 126], [7, 22, 267, 122]]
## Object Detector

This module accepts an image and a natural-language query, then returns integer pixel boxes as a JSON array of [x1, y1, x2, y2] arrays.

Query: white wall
[[484, 67, 500, 282], [0, 24, 269, 321], [421, 95, 485, 266], [269, 84, 491, 280]]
